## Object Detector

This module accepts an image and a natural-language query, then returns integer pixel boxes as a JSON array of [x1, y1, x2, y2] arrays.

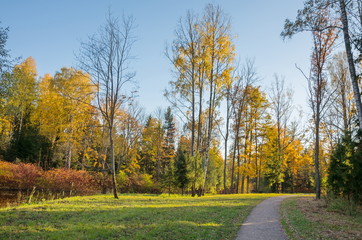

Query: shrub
[[42, 168, 98, 195], [118, 171, 161, 193], [14, 163, 42, 190], [0, 160, 99, 197], [92, 172, 112, 194], [0, 161, 17, 189]]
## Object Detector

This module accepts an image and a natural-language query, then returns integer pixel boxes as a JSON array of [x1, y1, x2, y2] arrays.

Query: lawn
[[0, 193, 280, 240], [280, 196, 362, 240]]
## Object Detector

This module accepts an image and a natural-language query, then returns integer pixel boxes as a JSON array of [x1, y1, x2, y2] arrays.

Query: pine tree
[[175, 137, 189, 195], [162, 107, 176, 194]]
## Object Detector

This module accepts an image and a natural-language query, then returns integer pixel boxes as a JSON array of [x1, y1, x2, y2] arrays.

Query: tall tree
[[175, 135, 189, 195], [165, 10, 203, 196], [268, 75, 294, 192], [166, 4, 235, 195], [229, 61, 258, 193], [281, 0, 338, 199], [78, 12, 136, 199], [200, 4, 235, 192], [162, 107, 176, 193], [338, 0, 362, 128]]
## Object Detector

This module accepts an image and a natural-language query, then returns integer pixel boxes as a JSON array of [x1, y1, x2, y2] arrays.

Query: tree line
[[0, 1, 361, 202]]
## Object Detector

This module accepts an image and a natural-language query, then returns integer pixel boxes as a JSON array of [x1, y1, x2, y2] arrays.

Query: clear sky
[[1, 0, 313, 116]]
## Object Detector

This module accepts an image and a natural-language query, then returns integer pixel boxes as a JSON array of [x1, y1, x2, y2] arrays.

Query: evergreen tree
[[175, 136, 189, 195], [162, 107, 176, 193]]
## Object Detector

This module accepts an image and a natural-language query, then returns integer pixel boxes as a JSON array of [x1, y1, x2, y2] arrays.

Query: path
[[236, 195, 292, 240]]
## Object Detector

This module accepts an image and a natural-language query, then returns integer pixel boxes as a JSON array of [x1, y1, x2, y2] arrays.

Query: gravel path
[[236, 195, 292, 240]]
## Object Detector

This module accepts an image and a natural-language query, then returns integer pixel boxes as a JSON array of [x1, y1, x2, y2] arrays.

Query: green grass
[[280, 196, 362, 240], [0, 193, 282, 240]]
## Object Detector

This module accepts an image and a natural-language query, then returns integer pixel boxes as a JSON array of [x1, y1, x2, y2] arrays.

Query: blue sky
[[1, 0, 312, 115]]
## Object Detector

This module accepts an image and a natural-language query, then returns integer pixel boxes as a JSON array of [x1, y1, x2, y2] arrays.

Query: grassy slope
[[0, 193, 281, 240], [280, 196, 362, 240]]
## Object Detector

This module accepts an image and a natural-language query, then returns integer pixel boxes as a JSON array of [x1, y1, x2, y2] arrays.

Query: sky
[[1, 0, 313, 117]]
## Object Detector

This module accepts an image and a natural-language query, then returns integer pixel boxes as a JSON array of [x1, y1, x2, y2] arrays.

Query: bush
[[0, 161, 18, 189], [14, 163, 42, 190], [118, 171, 161, 193], [0, 160, 99, 198], [92, 172, 112, 194], [42, 168, 98, 195]]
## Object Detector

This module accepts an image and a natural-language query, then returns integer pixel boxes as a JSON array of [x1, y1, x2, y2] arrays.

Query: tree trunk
[[315, 114, 321, 200], [339, 0, 362, 128], [109, 126, 119, 199], [224, 94, 230, 193]]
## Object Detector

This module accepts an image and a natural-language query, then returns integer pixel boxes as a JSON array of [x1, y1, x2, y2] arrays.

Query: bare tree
[[305, 27, 338, 199], [338, 0, 362, 128], [229, 60, 258, 193], [78, 12, 136, 199], [282, 1, 338, 199], [269, 74, 294, 192]]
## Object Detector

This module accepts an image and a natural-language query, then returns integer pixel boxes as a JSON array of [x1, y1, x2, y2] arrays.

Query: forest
[[0, 0, 361, 205]]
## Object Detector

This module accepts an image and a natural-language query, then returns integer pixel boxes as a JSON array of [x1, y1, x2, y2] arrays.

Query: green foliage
[[0, 22, 10, 73], [328, 131, 362, 203], [174, 145, 189, 194], [328, 133, 353, 197], [118, 171, 161, 194], [205, 145, 223, 193]]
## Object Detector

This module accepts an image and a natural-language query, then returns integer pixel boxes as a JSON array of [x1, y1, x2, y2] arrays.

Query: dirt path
[[236, 195, 292, 240]]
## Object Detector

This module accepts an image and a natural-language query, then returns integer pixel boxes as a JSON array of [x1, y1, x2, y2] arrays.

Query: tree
[[175, 135, 189, 195], [78, 12, 136, 199], [229, 61, 258, 193], [166, 4, 235, 195], [200, 4, 235, 192], [338, 0, 362, 128], [268, 74, 294, 192], [1, 57, 39, 162], [35, 68, 96, 169], [282, 0, 338, 199], [325, 52, 354, 140], [116, 102, 144, 176], [139, 116, 164, 179], [165, 10, 203, 196], [162, 107, 176, 193], [0, 22, 10, 74]]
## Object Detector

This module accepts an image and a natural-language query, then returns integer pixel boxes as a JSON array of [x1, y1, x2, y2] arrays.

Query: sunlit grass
[[0, 193, 282, 240]]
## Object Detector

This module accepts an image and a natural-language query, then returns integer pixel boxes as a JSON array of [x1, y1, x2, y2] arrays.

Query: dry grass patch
[[281, 196, 362, 240]]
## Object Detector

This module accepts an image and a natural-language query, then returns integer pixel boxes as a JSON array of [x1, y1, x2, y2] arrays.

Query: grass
[[280, 196, 362, 240], [0, 193, 282, 240]]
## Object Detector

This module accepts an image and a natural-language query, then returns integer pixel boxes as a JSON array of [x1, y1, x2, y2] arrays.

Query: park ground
[[0, 193, 280, 240], [1, 193, 362, 239]]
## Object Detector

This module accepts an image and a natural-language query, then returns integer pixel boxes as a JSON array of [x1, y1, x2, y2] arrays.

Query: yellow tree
[[35, 68, 95, 169], [0, 57, 38, 162], [200, 4, 235, 191]]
